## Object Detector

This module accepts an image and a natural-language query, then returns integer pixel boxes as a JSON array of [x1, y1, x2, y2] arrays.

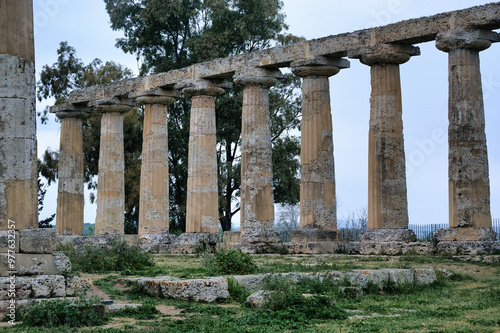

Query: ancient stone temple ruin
[[1, 1, 500, 256]]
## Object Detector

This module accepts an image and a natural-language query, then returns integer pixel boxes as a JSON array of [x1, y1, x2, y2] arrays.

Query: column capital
[[348, 43, 420, 66], [130, 88, 180, 105], [89, 97, 137, 113], [50, 103, 91, 120], [234, 68, 284, 88], [182, 79, 231, 97], [291, 56, 350, 77], [436, 28, 498, 52]]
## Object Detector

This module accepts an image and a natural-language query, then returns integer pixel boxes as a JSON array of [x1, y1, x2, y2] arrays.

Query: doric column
[[234, 68, 282, 240], [51, 104, 90, 235], [350, 44, 419, 240], [183, 80, 227, 233], [436, 28, 496, 232], [291, 57, 349, 231], [0, 0, 38, 230], [133, 89, 177, 236], [92, 98, 133, 235]]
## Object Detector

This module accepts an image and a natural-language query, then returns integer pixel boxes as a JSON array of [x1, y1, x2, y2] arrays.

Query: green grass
[[2, 255, 499, 332]]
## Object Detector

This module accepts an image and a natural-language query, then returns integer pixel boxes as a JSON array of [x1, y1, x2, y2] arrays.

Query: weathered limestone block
[[291, 57, 349, 231], [285, 242, 337, 255], [434, 227, 497, 242], [168, 233, 220, 254], [339, 286, 364, 298], [235, 68, 282, 239], [19, 228, 58, 253], [183, 81, 227, 234], [0, 252, 71, 277], [359, 229, 416, 242], [129, 276, 229, 302], [436, 241, 500, 255], [436, 28, 494, 229], [246, 290, 272, 307], [105, 303, 142, 314], [387, 269, 414, 285], [9, 275, 67, 299], [133, 90, 178, 236], [138, 233, 178, 253], [231, 275, 267, 293], [0, 230, 18, 253], [347, 241, 434, 256], [349, 44, 419, 230], [51, 105, 90, 236], [291, 229, 337, 243], [413, 269, 437, 285]]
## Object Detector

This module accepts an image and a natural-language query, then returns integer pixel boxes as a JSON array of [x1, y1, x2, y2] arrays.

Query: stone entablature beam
[[131, 89, 179, 236], [67, 3, 500, 105], [350, 44, 419, 233], [183, 80, 230, 234], [49, 103, 91, 236], [291, 57, 349, 232], [436, 28, 493, 231]]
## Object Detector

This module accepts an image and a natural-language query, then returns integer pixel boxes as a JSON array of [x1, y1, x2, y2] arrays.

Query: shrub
[[19, 297, 107, 328], [227, 277, 251, 304], [112, 302, 159, 320], [210, 250, 257, 275], [61, 239, 155, 273]]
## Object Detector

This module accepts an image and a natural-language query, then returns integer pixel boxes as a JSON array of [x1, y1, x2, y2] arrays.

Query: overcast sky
[[34, 0, 499, 226]]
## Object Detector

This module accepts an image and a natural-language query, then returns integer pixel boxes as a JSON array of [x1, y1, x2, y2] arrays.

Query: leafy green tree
[[104, 0, 303, 231], [37, 42, 139, 232]]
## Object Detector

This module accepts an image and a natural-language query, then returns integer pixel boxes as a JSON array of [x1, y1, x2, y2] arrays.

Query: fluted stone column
[[350, 44, 419, 242], [291, 57, 349, 235], [435, 28, 497, 241], [183, 81, 226, 233], [0, 0, 38, 229], [52, 104, 89, 235], [234, 68, 282, 249], [134, 92, 176, 236], [93, 99, 132, 235]]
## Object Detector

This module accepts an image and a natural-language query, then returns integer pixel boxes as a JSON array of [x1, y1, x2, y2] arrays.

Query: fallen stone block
[[246, 290, 271, 308], [413, 269, 437, 285], [127, 276, 229, 302], [66, 276, 91, 297], [387, 269, 414, 285], [359, 229, 417, 242]]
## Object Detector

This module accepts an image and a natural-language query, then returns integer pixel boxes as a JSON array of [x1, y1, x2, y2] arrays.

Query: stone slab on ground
[[19, 229, 58, 254], [434, 228, 497, 242], [121, 276, 229, 302], [0, 231, 19, 253], [347, 242, 434, 255], [233, 268, 437, 292], [0, 252, 71, 277], [105, 303, 142, 313], [436, 241, 500, 255]]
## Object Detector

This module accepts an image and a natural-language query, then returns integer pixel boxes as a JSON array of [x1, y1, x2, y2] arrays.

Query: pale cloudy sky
[[34, 0, 499, 226]]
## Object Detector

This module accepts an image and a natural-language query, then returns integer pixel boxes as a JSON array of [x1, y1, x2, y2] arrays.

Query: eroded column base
[[224, 231, 283, 254], [359, 229, 417, 242]]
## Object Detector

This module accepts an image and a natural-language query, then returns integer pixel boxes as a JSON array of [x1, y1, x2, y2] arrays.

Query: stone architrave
[[0, 0, 38, 230], [291, 57, 349, 231], [234, 68, 283, 239], [133, 90, 177, 236], [436, 28, 495, 230], [51, 104, 90, 236], [93, 99, 133, 235], [350, 44, 420, 233], [183, 80, 227, 233]]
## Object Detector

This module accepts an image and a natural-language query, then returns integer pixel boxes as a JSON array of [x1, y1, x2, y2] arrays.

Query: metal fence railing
[[408, 223, 448, 241]]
